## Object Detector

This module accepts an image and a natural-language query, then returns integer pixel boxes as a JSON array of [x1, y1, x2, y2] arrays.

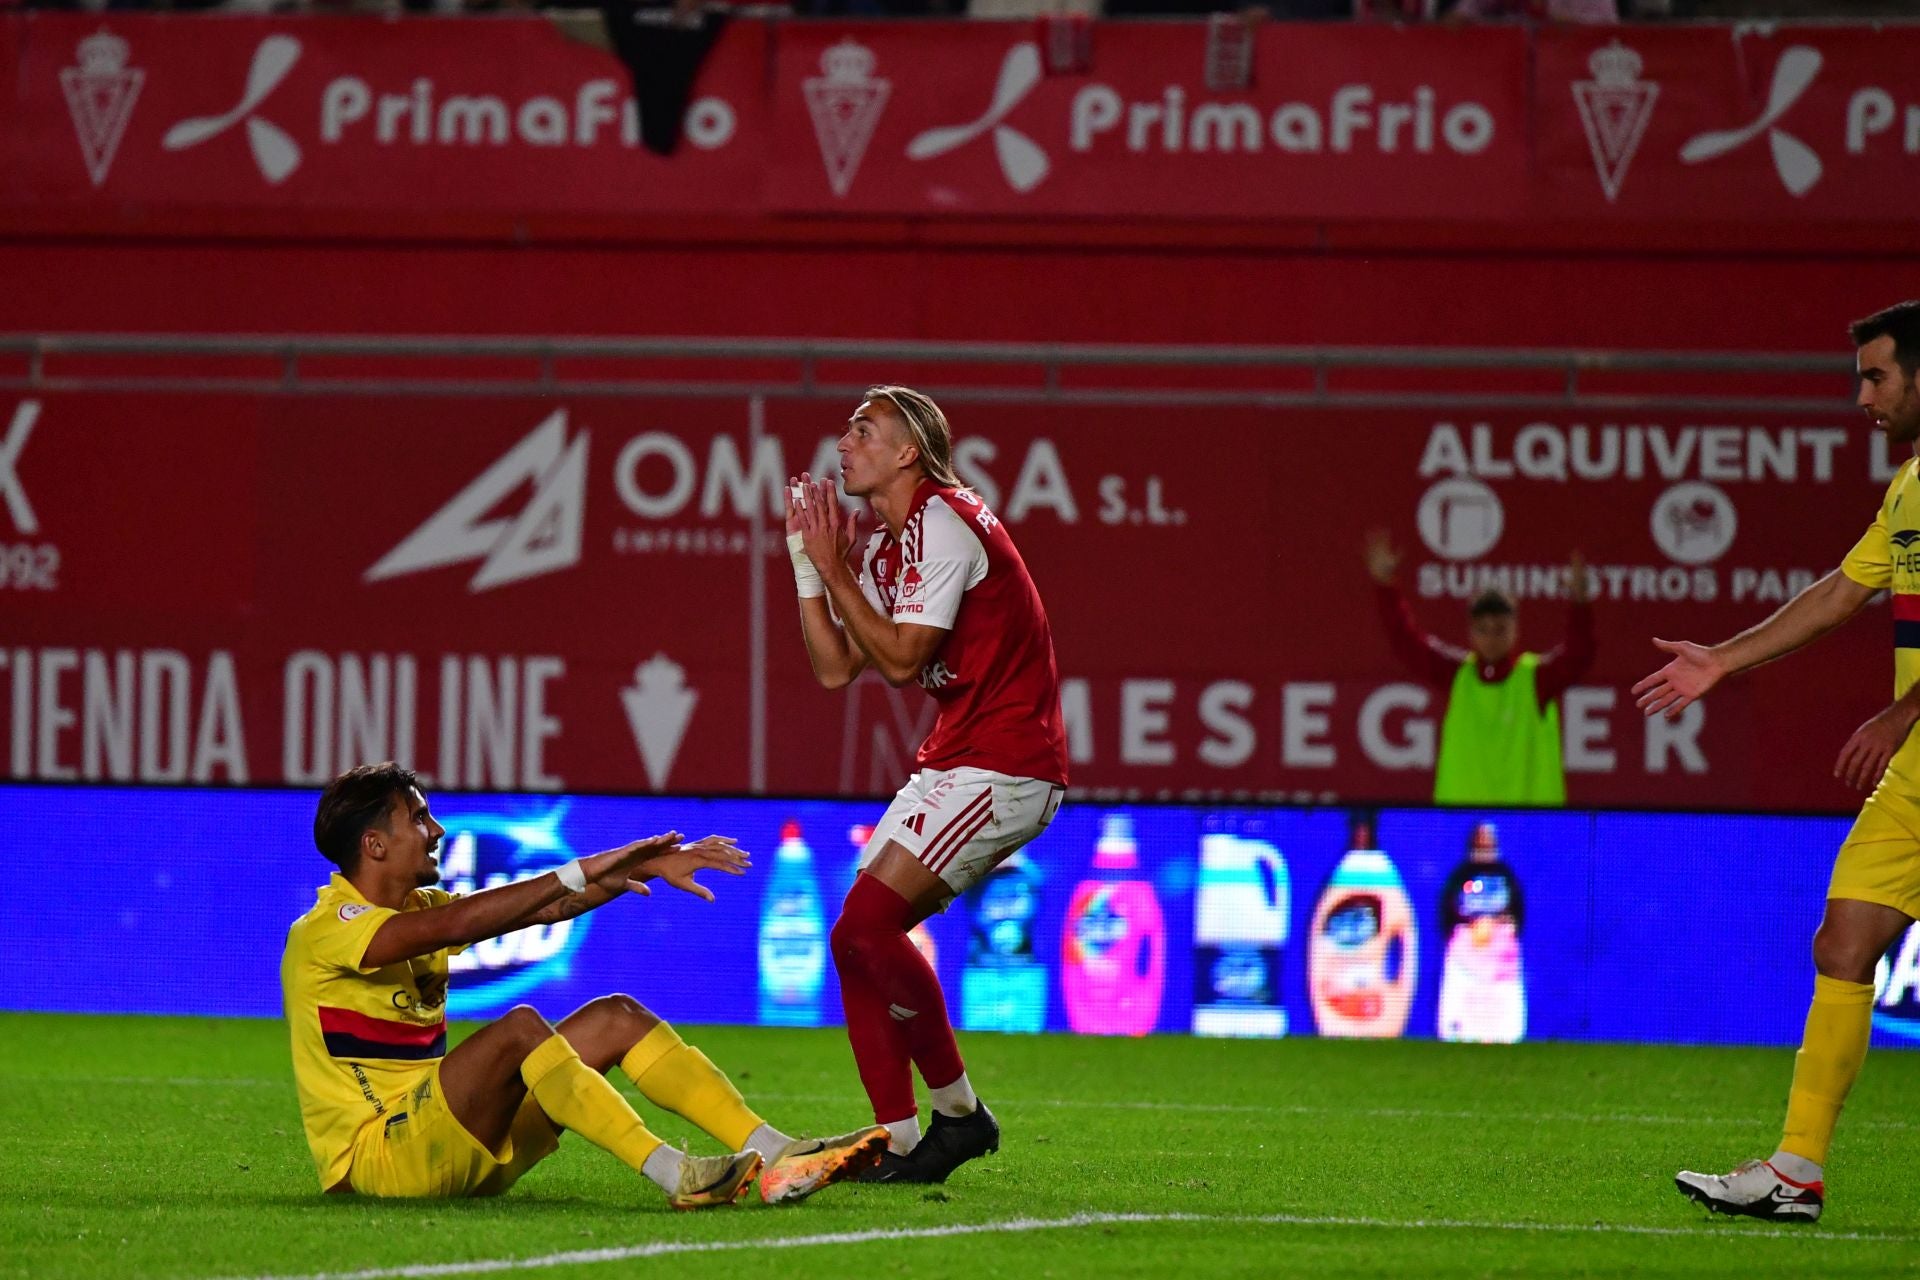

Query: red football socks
[[831, 873, 968, 1124]]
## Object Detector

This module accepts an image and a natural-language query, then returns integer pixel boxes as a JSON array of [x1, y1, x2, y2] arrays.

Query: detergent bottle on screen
[[1308, 818, 1416, 1038], [1437, 822, 1527, 1044], [961, 852, 1047, 1033], [1192, 822, 1289, 1038], [1061, 812, 1166, 1036], [758, 821, 825, 1026]]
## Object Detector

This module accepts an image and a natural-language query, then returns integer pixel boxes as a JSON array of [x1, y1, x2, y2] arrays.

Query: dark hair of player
[[1469, 589, 1515, 620], [313, 762, 422, 871], [1849, 300, 1920, 376]]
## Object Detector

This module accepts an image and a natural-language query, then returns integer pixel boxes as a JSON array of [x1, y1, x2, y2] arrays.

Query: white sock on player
[[884, 1115, 921, 1154], [745, 1123, 795, 1161], [641, 1142, 687, 1192], [1769, 1150, 1823, 1184], [929, 1071, 978, 1118]]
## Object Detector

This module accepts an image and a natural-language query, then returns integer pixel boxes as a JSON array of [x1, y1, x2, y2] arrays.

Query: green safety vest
[[1433, 651, 1566, 807]]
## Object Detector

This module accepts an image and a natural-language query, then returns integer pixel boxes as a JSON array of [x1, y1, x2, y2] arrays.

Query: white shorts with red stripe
[[858, 767, 1066, 896]]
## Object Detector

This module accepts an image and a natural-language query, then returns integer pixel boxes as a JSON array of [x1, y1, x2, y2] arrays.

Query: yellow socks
[[522, 1033, 663, 1175], [1779, 975, 1876, 1167], [621, 1021, 764, 1151]]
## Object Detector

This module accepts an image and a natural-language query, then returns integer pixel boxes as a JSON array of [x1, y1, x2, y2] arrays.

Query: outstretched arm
[[1632, 569, 1877, 721], [509, 836, 748, 926], [360, 833, 749, 968], [1365, 530, 1467, 686]]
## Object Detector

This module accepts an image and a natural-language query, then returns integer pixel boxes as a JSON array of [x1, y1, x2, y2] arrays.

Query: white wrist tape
[[554, 858, 587, 893], [788, 531, 825, 599]]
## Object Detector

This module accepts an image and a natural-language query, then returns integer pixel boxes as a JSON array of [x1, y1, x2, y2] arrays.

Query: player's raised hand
[[1568, 550, 1593, 604], [577, 832, 684, 896], [1631, 639, 1724, 721], [628, 835, 752, 903], [1833, 704, 1917, 792], [785, 475, 806, 536], [1363, 529, 1400, 586], [794, 472, 851, 573]]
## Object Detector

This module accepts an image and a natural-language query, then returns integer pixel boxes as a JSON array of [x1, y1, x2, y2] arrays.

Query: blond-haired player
[[786, 386, 1069, 1182]]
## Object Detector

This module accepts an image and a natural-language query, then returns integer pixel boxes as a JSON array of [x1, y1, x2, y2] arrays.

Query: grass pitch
[[2, 1014, 1918, 1279]]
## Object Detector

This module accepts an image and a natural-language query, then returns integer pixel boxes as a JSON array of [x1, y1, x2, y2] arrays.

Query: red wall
[[3, 234, 1911, 354]]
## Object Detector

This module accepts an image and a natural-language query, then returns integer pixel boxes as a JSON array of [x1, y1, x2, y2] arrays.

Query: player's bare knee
[[1811, 925, 1879, 984], [594, 993, 659, 1035], [502, 1004, 555, 1050]]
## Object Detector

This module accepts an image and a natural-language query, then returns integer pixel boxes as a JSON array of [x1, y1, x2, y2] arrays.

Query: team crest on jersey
[[897, 565, 925, 614]]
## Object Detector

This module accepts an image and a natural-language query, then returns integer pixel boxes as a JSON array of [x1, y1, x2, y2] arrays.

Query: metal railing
[[0, 333, 1858, 413]]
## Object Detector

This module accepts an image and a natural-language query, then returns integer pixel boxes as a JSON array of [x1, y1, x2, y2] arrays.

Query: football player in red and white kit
[[787, 385, 1069, 1183]]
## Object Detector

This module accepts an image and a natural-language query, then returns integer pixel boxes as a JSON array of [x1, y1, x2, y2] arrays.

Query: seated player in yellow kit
[[283, 762, 887, 1206], [1635, 301, 1920, 1222]]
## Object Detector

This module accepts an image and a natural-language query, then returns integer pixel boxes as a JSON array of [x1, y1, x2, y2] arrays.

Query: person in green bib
[[1365, 532, 1595, 805]]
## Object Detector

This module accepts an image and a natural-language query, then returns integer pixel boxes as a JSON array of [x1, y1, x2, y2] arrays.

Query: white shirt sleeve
[[899, 497, 988, 631]]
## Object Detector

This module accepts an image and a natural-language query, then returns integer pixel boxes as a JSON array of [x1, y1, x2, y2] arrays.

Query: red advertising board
[[6, 14, 1920, 231], [767, 22, 1528, 218], [1532, 26, 1920, 222], [2, 388, 1897, 811], [3, 14, 767, 220]]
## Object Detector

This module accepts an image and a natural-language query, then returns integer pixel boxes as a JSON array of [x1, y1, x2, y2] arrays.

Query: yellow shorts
[[1831, 785, 1920, 920], [346, 1062, 559, 1199]]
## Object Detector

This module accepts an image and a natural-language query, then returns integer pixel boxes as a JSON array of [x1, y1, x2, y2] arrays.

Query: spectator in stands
[[1365, 530, 1596, 806]]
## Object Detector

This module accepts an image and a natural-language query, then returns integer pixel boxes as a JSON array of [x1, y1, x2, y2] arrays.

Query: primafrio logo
[[804, 40, 890, 199], [1571, 41, 1658, 202], [162, 35, 304, 185], [60, 30, 144, 187], [1679, 44, 1822, 197], [907, 43, 1049, 194], [366, 410, 588, 593]]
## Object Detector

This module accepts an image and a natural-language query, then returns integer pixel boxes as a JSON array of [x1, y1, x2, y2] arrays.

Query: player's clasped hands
[[583, 831, 752, 903], [787, 472, 857, 572]]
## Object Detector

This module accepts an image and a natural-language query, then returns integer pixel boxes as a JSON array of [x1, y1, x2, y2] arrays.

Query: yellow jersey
[[1841, 457, 1920, 792], [280, 873, 464, 1190]]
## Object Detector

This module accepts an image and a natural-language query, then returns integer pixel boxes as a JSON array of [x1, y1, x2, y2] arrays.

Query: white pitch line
[[27, 1078, 1920, 1133], [203, 1210, 1919, 1280], [744, 1090, 1920, 1133], [86, 1076, 289, 1089]]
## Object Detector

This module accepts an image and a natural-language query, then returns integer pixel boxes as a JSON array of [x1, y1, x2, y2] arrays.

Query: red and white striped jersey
[[857, 480, 1068, 785]]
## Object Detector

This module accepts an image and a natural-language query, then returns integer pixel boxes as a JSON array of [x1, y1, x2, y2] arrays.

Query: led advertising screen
[[1, 785, 1912, 1049]]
